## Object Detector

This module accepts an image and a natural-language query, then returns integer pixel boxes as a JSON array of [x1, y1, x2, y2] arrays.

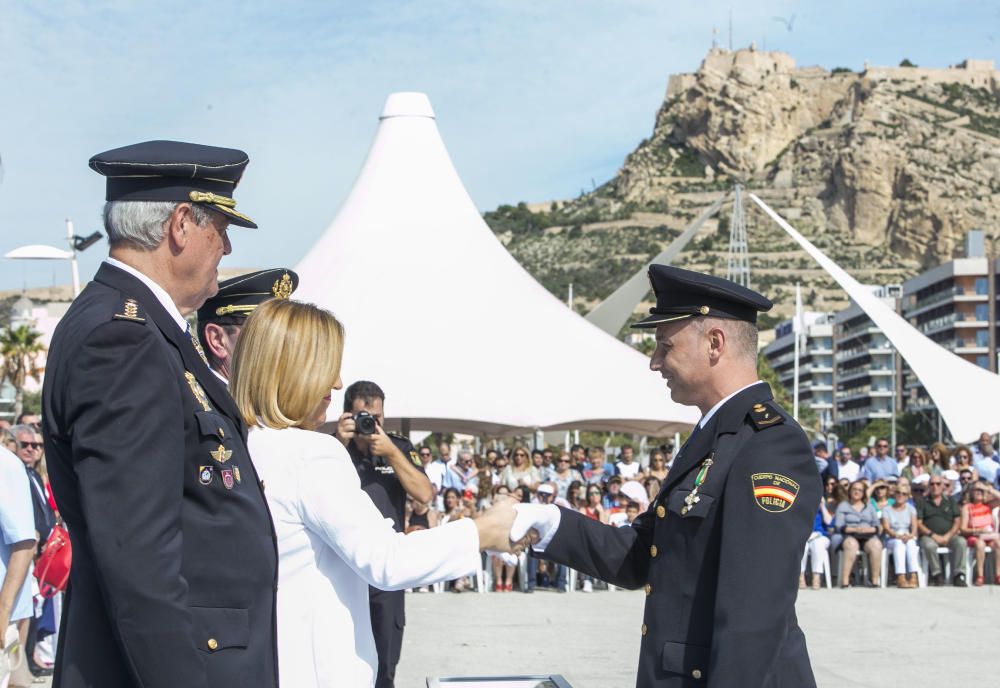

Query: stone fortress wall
[[666, 48, 999, 100]]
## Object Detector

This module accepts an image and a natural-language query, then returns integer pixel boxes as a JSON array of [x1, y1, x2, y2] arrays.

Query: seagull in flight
[[772, 14, 795, 31]]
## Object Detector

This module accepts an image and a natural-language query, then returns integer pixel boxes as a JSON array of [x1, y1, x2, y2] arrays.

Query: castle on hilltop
[[667, 46, 999, 98]]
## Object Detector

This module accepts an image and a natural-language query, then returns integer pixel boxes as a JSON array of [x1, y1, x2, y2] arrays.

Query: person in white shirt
[[232, 298, 521, 688], [836, 446, 861, 483]]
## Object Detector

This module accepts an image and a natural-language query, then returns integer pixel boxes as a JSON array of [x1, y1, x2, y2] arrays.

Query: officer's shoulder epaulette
[[748, 400, 785, 431], [387, 431, 408, 441], [111, 297, 146, 324]]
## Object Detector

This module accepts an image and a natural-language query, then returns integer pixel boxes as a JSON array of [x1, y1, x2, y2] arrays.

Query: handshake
[[473, 497, 561, 555]]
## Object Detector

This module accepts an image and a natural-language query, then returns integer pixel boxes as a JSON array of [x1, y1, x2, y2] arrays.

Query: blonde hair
[[231, 299, 344, 429]]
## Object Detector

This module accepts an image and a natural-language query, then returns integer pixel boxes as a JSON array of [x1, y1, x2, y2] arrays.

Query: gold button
[[650, 545, 658, 558], [656, 505, 666, 518], [207, 638, 218, 651], [692, 669, 702, 679], [641, 624, 648, 636], [644, 584, 652, 595]]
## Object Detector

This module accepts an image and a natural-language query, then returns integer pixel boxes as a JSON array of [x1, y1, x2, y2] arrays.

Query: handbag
[[34, 524, 71, 598]]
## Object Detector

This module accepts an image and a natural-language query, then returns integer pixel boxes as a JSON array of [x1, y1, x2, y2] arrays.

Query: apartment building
[[762, 312, 835, 430]]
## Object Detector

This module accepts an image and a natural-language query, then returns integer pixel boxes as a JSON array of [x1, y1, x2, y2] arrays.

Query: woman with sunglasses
[[575, 484, 607, 592], [960, 481, 1000, 586], [902, 448, 929, 481], [232, 300, 520, 688], [833, 480, 883, 587], [501, 445, 540, 492], [645, 449, 669, 482], [882, 484, 920, 588], [952, 445, 979, 483]]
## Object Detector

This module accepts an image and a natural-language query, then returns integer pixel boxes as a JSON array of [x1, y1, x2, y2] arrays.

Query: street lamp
[[4, 219, 102, 297]]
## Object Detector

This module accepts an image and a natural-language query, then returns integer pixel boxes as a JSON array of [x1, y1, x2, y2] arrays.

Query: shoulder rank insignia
[[184, 372, 212, 412], [749, 401, 784, 430], [112, 297, 146, 323], [752, 472, 800, 513], [409, 451, 423, 467]]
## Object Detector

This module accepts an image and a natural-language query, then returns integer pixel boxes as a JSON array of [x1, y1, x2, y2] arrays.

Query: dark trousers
[[369, 587, 404, 688]]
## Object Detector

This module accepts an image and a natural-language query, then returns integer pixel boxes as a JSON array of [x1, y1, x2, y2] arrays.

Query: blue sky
[[1, 0, 998, 290]]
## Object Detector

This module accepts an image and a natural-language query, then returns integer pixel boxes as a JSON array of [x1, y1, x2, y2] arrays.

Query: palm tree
[[0, 324, 45, 419]]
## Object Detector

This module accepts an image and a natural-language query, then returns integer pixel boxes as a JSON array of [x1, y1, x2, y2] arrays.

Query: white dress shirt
[[249, 427, 479, 688], [104, 258, 187, 331]]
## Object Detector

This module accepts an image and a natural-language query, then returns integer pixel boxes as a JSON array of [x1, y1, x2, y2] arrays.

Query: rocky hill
[[485, 48, 1000, 331]]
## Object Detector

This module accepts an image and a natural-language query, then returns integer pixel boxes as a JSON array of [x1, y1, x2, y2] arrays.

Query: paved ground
[[24, 586, 996, 687], [398, 586, 1000, 688]]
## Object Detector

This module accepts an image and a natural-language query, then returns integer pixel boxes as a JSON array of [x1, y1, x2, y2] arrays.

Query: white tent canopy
[[294, 92, 699, 436], [751, 193, 1000, 442]]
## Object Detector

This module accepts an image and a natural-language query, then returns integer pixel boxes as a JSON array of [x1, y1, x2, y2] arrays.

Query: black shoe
[[953, 574, 967, 588], [931, 573, 945, 587]]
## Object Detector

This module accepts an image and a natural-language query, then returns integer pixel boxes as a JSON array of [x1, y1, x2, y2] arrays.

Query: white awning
[[293, 92, 699, 436]]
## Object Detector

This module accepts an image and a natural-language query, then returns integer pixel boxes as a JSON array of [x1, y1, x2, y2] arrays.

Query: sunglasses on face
[[929, 481, 943, 486], [876, 444, 889, 449], [20, 442, 42, 450]]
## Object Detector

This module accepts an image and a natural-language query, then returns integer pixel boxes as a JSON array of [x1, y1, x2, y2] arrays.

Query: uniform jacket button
[[656, 505, 666, 518], [650, 545, 658, 558], [641, 624, 648, 636], [692, 669, 702, 679], [644, 583, 652, 595], [207, 638, 218, 651]]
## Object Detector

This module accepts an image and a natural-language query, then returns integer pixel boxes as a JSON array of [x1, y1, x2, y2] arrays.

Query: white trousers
[[887, 537, 920, 573], [801, 535, 830, 573]]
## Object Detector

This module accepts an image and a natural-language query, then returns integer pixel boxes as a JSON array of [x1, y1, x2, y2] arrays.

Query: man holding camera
[[334, 381, 433, 688]]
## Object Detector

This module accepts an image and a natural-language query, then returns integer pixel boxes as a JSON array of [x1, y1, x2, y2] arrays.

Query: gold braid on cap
[[272, 273, 293, 299], [189, 191, 236, 207]]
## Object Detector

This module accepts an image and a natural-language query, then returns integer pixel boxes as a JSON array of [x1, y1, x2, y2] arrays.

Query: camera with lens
[[353, 411, 378, 436]]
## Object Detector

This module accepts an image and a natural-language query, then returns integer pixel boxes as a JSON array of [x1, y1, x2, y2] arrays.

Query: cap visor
[[212, 203, 258, 229], [631, 313, 694, 328]]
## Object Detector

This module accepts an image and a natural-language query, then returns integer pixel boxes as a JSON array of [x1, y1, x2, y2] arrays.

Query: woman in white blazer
[[230, 299, 519, 688]]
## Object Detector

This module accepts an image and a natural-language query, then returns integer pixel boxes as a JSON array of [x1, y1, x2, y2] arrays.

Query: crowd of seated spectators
[[407, 432, 1000, 593]]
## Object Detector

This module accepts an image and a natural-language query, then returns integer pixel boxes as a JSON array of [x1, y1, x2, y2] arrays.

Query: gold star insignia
[[210, 445, 233, 463]]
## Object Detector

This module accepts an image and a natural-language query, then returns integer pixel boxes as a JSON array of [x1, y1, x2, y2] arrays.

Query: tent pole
[[401, 418, 411, 440]]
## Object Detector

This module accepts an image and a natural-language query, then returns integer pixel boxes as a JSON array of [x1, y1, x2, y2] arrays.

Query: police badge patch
[[199, 465, 214, 485], [221, 469, 235, 490], [751, 472, 800, 513]]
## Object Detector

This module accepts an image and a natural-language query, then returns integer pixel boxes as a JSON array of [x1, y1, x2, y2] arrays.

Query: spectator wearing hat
[[42, 140, 279, 688], [862, 438, 899, 482], [959, 482, 1000, 585], [916, 475, 968, 586], [196, 268, 298, 385], [602, 476, 626, 512], [869, 480, 892, 520]]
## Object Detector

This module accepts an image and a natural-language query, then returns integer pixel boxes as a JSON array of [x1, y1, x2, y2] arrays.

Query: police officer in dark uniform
[[333, 381, 433, 688], [196, 268, 299, 385], [516, 265, 821, 687], [42, 141, 278, 688]]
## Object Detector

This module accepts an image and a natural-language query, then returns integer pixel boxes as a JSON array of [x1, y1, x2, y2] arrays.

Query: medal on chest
[[681, 452, 714, 516]]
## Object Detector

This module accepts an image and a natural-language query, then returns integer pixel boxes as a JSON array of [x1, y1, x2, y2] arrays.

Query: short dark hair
[[570, 444, 584, 454], [343, 380, 385, 412]]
